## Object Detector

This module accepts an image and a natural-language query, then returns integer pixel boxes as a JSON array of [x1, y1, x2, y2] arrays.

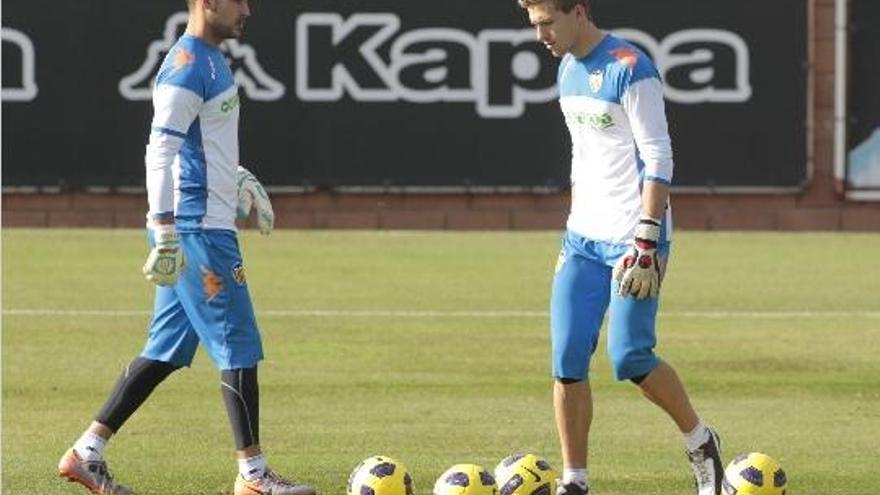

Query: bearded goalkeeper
[[57, 1, 311, 494]]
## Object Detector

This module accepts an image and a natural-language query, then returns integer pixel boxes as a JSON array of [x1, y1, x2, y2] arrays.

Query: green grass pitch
[[3, 229, 879, 494]]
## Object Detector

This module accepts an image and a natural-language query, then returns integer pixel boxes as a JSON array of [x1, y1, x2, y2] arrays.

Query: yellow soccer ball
[[433, 463, 498, 495], [494, 454, 556, 495], [722, 452, 787, 495], [347, 455, 415, 495]]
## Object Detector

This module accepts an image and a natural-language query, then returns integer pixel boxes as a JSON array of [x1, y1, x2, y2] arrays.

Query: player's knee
[[609, 348, 658, 381], [629, 372, 649, 385], [555, 376, 584, 385], [552, 354, 589, 383]]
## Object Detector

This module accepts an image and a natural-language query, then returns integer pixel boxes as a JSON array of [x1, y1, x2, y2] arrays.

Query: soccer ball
[[347, 455, 415, 495], [433, 463, 498, 495], [722, 452, 787, 495], [494, 454, 556, 495]]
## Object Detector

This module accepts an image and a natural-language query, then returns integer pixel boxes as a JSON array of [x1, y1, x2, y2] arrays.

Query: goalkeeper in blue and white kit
[[517, 1, 724, 494], [58, 1, 312, 494]]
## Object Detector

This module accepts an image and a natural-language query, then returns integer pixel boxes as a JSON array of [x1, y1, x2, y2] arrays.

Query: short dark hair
[[518, 0, 589, 14]]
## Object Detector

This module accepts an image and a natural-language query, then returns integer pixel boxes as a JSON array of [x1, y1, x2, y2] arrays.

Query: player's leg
[[59, 285, 198, 495], [606, 254, 722, 495], [221, 366, 262, 474], [174, 230, 314, 495], [638, 362, 723, 495], [550, 233, 612, 495]]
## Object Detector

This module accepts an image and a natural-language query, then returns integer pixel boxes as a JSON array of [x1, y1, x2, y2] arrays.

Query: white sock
[[684, 421, 711, 452], [562, 468, 589, 489], [73, 432, 107, 462], [239, 454, 268, 481]]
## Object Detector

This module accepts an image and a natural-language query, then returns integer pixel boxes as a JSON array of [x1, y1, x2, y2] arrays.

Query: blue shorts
[[550, 230, 670, 381], [141, 229, 264, 370]]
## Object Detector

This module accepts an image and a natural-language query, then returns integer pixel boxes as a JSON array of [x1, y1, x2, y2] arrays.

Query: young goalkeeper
[[57, 1, 311, 494], [515, 1, 724, 494]]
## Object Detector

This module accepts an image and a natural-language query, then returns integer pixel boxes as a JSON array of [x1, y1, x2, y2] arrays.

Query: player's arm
[[142, 84, 203, 285], [614, 76, 674, 299]]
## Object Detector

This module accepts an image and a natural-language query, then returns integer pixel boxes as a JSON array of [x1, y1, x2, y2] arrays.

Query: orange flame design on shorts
[[201, 266, 224, 301]]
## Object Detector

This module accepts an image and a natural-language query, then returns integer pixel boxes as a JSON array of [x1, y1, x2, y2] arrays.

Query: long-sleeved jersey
[[145, 34, 240, 231], [559, 34, 674, 245]]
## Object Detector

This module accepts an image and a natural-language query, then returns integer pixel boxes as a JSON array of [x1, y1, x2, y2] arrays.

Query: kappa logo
[[119, 12, 284, 101], [296, 14, 754, 117], [295, 12, 557, 119], [1, 27, 38, 102], [118, 12, 752, 115]]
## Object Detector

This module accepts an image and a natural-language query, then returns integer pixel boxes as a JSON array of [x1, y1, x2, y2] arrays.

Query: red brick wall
[[3, 0, 878, 231]]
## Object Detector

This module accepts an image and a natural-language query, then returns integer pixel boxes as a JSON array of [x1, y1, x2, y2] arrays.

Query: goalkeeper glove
[[237, 165, 274, 236], [613, 217, 662, 299], [142, 223, 186, 286]]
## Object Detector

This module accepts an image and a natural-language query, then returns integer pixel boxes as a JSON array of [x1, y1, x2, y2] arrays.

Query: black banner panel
[[2, 0, 806, 190], [847, 0, 880, 190]]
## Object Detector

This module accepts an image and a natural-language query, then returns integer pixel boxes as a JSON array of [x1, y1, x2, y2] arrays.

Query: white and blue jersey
[[550, 34, 675, 382], [145, 34, 240, 231], [559, 34, 674, 245], [141, 34, 263, 371]]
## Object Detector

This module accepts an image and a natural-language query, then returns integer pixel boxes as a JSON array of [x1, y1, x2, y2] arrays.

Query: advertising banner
[[2, 0, 807, 190]]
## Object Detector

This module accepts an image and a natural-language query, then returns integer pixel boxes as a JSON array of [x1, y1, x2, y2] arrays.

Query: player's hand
[[142, 223, 186, 286], [237, 165, 274, 236], [613, 217, 661, 299]]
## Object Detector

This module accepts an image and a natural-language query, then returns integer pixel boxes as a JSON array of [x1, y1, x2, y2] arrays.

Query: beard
[[211, 19, 244, 40]]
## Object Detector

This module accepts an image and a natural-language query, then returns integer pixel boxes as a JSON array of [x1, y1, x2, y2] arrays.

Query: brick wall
[[4, 0, 878, 231]]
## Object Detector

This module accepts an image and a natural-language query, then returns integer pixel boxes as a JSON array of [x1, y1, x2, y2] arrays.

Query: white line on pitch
[[3, 309, 880, 318]]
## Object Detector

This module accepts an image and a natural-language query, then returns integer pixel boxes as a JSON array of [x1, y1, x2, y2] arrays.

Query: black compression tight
[[221, 367, 260, 450], [95, 357, 179, 432]]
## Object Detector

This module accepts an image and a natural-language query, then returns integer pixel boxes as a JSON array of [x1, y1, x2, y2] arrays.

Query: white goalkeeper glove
[[236, 165, 274, 236], [142, 223, 186, 286], [613, 217, 662, 299]]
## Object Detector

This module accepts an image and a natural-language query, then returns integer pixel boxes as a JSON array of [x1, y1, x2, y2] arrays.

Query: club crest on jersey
[[588, 70, 604, 93], [232, 263, 247, 286]]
